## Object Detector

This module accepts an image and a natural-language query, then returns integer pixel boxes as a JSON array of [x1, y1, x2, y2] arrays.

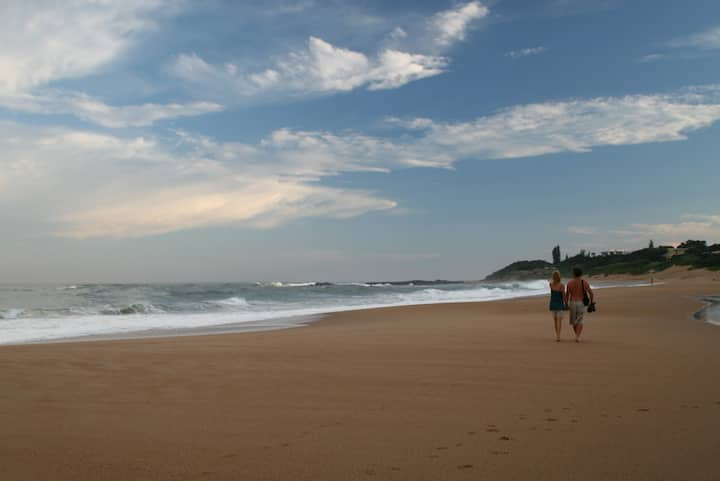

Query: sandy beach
[[1, 277, 719, 481]]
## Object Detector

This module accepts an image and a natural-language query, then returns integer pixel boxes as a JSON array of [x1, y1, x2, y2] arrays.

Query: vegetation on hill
[[485, 240, 720, 280]]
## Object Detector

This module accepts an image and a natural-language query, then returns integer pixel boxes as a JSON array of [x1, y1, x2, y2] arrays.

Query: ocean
[[0, 280, 556, 344], [695, 296, 720, 327], [0, 279, 673, 345]]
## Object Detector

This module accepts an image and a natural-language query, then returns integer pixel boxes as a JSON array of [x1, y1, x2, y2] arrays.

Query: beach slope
[[1, 279, 719, 481]]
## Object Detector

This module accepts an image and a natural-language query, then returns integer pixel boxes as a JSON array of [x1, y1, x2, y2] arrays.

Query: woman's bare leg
[[553, 313, 561, 341]]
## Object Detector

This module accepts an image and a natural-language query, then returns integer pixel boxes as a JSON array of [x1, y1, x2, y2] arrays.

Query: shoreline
[[0, 277, 718, 481], [1, 279, 661, 346]]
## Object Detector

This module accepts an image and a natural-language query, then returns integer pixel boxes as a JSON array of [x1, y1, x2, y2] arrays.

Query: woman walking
[[549, 270, 566, 341]]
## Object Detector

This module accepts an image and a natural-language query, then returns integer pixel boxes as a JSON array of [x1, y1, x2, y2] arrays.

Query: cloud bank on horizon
[[1, 0, 719, 252]]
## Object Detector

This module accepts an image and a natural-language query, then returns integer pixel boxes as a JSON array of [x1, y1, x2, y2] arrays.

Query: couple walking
[[548, 267, 595, 342]]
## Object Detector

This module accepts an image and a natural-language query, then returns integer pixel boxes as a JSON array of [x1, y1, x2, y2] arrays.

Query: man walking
[[564, 267, 594, 342]]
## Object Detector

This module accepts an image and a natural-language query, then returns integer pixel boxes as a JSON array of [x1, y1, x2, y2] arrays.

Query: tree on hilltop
[[552, 245, 561, 265]]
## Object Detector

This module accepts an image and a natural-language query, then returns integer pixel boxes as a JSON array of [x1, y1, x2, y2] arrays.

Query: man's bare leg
[[573, 323, 583, 342]]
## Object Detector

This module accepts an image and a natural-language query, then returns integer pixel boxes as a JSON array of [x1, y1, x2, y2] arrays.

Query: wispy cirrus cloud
[[668, 25, 720, 50], [0, 121, 396, 239], [0, 90, 223, 128], [0, 0, 222, 127], [391, 86, 720, 162], [613, 215, 720, 246], [428, 1, 489, 49], [170, 2, 488, 103], [0, 0, 179, 94], [506, 46, 547, 58], [2, 85, 720, 238], [638, 53, 665, 63], [565, 215, 720, 250], [171, 37, 447, 97]]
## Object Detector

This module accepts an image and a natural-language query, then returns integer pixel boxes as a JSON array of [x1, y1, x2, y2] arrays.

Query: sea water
[[0, 280, 649, 345], [695, 296, 720, 327]]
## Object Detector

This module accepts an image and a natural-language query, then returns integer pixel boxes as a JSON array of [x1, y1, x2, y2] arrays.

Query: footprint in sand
[[281, 442, 290, 447], [391, 467, 401, 471], [436, 446, 449, 451], [486, 427, 500, 433], [457, 464, 473, 470], [467, 431, 476, 435], [491, 450, 510, 455], [545, 418, 557, 422], [636, 408, 650, 413], [499, 435, 511, 441]]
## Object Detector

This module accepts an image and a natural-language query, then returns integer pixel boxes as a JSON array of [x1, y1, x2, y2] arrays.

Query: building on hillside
[[600, 249, 626, 256]]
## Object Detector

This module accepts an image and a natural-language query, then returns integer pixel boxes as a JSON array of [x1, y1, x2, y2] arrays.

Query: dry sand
[[1, 277, 719, 481]]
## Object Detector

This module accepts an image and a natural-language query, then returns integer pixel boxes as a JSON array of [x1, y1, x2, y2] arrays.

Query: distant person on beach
[[564, 267, 594, 342], [548, 270, 566, 342]]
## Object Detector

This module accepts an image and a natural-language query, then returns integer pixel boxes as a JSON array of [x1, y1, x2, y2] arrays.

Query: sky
[[1, 0, 720, 283]]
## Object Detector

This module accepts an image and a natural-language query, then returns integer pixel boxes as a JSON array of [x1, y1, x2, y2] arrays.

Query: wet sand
[[1, 277, 719, 480]]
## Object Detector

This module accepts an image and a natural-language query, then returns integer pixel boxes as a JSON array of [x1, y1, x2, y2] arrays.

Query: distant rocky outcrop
[[485, 240, 720, 281]]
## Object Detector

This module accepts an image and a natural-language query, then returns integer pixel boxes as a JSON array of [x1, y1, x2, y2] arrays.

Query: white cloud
[[0, 90, 223, 128], [170, 2, 488, 103], [0, 0, 176, 95], [0, 122, 396, 239], [389, 27, 408, 40], [3, 85, 719, 239], [506, 46, 547, 58], [568, 215, 720, 249], [669, 25, 720, 50], [613, 218, 720, 246], [638, 53, 665, 63], [171, 36, 447, 98], [429, 1, 489, 48], [56, 181, 395, 238], [0, 1, 223, 127], [401, 89, 720, 162]]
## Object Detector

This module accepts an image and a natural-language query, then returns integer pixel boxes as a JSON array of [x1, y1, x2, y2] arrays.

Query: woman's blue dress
[[549, 289, 565, 311]]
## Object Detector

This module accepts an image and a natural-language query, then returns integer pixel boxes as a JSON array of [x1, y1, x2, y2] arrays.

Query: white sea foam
[[0, 308, 25, 320], [210, 296, 250, 307], [0, 281, 552, 344], [5, 279, 657, 345]]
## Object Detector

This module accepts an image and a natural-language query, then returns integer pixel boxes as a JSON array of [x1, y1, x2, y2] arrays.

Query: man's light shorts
[[569, 301, 585, 326]]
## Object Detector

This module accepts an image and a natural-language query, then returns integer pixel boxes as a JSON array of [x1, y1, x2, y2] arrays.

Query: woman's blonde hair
[[551, 270, 561, 284]]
